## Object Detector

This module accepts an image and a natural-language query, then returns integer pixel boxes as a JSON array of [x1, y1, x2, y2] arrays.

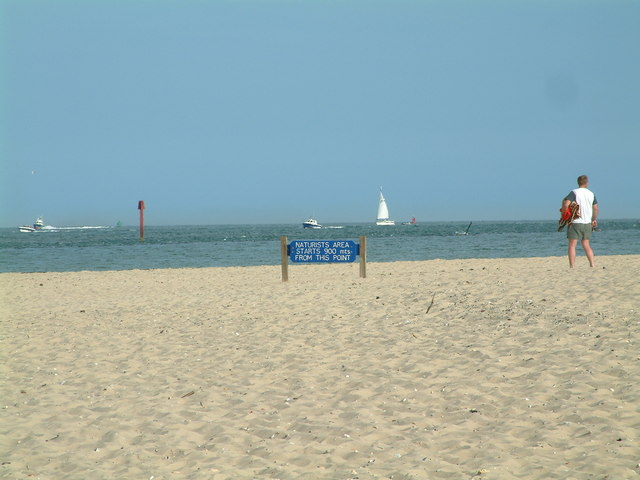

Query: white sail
[[376, 189, 395, 225], [377, 191, 389, 219]]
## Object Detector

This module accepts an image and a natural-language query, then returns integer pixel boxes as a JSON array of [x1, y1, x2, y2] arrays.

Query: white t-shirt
[[565, 188, 597, 224]]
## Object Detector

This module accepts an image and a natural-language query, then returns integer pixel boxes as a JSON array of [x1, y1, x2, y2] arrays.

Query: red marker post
[[138, 200, 145, 242]]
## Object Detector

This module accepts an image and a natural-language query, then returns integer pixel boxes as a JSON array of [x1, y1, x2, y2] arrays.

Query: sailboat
[[376, 189, 395, 226], [455, 222, 473, 236]]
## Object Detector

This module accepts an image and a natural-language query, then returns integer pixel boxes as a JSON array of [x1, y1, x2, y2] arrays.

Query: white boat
[[302, 218, 322, 229], [376, 189, 395, 225], [402, 217, 417, 226], [19, 216, 44, 233]]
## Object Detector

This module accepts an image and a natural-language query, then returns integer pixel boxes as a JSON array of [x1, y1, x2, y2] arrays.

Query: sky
[[1, 0, 639, 227]]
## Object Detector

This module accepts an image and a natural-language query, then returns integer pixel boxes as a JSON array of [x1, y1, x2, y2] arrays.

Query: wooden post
[[359, 235, 366, 278], [280, 236, 289, 282], [138, 200, 145, 242]]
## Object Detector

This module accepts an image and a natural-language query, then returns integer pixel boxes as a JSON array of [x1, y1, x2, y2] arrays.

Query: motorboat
[[302, 218, 322, 229], [19, 217, 44, 233]]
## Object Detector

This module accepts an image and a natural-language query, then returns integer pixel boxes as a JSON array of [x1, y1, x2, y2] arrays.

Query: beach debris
[[181, 391, 195, 398], [426, 293, 436, 314]]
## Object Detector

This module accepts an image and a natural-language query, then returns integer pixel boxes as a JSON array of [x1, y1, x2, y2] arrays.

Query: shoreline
[[2, 255, 639, 478], [3, 252, 640, 275]]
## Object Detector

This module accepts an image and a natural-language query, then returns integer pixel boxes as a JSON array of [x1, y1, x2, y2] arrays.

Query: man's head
[[577, 175, 589, 187]]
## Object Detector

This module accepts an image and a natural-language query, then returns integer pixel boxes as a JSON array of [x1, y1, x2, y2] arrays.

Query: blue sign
[[289, 240, 358, 263]]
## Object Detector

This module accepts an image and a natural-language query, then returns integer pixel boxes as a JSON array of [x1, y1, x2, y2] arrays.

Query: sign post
[[280, 236, 366, 282], [280, 236, 289, 282], [359, 235, 366, 279]]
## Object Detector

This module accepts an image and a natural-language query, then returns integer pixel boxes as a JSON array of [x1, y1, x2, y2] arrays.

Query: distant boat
[[376, 189, 395, 226], [19, 216, 44, 233], [302, 218, 322, 229], [455, 222, 473, 236], [402, 217, 417, 226]]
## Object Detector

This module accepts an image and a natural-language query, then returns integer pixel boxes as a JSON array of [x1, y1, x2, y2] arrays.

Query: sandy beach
[[1, 255, 639, 479]]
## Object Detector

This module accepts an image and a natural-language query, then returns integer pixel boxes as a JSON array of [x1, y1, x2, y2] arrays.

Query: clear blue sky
[[1, 0, 638, 227]]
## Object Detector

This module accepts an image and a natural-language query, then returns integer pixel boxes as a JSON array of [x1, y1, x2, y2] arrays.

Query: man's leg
[[568, 239, 578, 268], [581, 239, 596, 267]]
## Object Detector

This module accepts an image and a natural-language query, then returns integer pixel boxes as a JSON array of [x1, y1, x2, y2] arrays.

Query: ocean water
[[1, 220, 639, 273]]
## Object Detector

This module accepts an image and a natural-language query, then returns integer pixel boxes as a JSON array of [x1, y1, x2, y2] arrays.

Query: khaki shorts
[[567, 223, 593, 240]]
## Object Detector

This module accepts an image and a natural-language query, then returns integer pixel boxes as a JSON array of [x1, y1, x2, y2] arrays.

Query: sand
[[1, 255, 639, 479]]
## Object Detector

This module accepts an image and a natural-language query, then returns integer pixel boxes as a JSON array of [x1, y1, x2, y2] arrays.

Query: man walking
[[561, 175, 598, 268]]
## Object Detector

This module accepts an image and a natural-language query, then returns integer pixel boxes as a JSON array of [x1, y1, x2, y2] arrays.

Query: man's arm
[[561, 191, 575, 212], [592, 204, 599, 227]]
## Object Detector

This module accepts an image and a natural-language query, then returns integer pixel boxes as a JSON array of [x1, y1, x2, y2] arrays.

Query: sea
[[1, 220, 639, 273]]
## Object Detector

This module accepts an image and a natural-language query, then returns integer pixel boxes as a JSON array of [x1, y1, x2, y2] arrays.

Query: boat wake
[[42, 225, 112, 231]]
